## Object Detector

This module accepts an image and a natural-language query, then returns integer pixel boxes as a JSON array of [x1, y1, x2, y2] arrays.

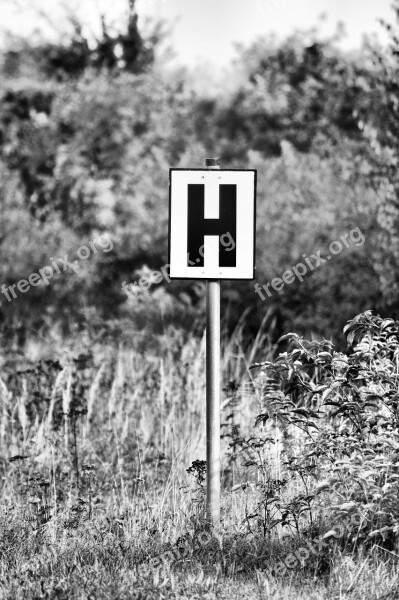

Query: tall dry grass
[[0, 312, 397, 599]]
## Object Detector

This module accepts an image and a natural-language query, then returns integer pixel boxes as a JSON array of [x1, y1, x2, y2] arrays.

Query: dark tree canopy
[[2, 0, 155, 80]]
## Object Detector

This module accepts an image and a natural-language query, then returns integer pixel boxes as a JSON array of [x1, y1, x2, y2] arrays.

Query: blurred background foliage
[[0, 0, 398, 349]]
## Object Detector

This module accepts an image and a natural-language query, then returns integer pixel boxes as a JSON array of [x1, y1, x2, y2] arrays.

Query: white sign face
[[169, 169, 256, 279]]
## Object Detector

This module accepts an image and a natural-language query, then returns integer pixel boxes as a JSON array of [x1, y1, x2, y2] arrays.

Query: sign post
[[169, 159, 256, 531], [205, 157, 221, 529]]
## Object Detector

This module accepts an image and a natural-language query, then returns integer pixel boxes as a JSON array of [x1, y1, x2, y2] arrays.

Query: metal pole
[[205, 157, 221, 530]]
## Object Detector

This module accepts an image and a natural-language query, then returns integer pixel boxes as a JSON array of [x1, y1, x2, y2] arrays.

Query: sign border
[[168, 168, 257, 280]]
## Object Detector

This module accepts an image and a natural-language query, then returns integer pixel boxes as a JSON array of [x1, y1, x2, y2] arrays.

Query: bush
[[250, 310, 399, 552]]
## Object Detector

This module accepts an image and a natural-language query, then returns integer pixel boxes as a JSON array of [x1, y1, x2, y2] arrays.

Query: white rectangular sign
[[169, 169, 256, 279]]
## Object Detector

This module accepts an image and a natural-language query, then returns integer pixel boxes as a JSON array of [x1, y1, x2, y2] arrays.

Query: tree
[[1, 0, 157, 80], [203, 31, 377, 163], [360, 2, 399, 313], [0, 0, 168, 222]]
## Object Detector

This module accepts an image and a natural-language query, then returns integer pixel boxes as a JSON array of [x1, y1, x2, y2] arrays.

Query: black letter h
[[187, 184, 236, 267]]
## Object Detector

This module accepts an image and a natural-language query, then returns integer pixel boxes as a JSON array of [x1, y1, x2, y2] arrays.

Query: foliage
[[199, 30, 377, 162], [0, 1, 398, 346], [2, 2, 399, 597], [250, 141, 382, 344], [2, 0, 158, 80], [1, 311, 399, 597], [251, 311, 399, 552], [356, 0, 399, 308], [0, 62, 204, 331]]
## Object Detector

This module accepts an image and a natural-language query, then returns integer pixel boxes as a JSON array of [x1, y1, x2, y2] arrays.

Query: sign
[[169, 169, 256, 279]]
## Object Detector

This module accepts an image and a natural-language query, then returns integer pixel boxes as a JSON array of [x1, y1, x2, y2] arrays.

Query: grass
[[0, 315, 398, 599]]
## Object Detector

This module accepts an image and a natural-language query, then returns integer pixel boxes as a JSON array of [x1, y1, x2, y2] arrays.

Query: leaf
[[291, 408, 310, 417], [322, 529, 339, 540], [231, 483, 251, 492], [312, 385, 328, 393], [381, 319, 395, 329], [268, 518, 282, 528], [308, 410, 323, 418], [365, 394, 381, 402], [324, 400, 342, 406], [337, 501, 358, 512], [249, 362, 267, 370], [255, 414, 269, 426], [347, 331, 356, 346], [278, 333, 300, 344], [322, 388, 334, 401], [314, 481, 330, 494], [361, 471, 375, 478], [367, 527, 392, 539]]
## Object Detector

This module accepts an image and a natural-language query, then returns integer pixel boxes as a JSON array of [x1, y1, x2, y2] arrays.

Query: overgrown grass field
[[1, 312, 399, 599]]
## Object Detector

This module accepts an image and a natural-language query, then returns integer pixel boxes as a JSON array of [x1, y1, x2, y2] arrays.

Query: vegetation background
[[1, 0, 399, 598]]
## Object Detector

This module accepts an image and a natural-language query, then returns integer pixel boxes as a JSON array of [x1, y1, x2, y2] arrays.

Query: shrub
[[250, 310, 399, 551]]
